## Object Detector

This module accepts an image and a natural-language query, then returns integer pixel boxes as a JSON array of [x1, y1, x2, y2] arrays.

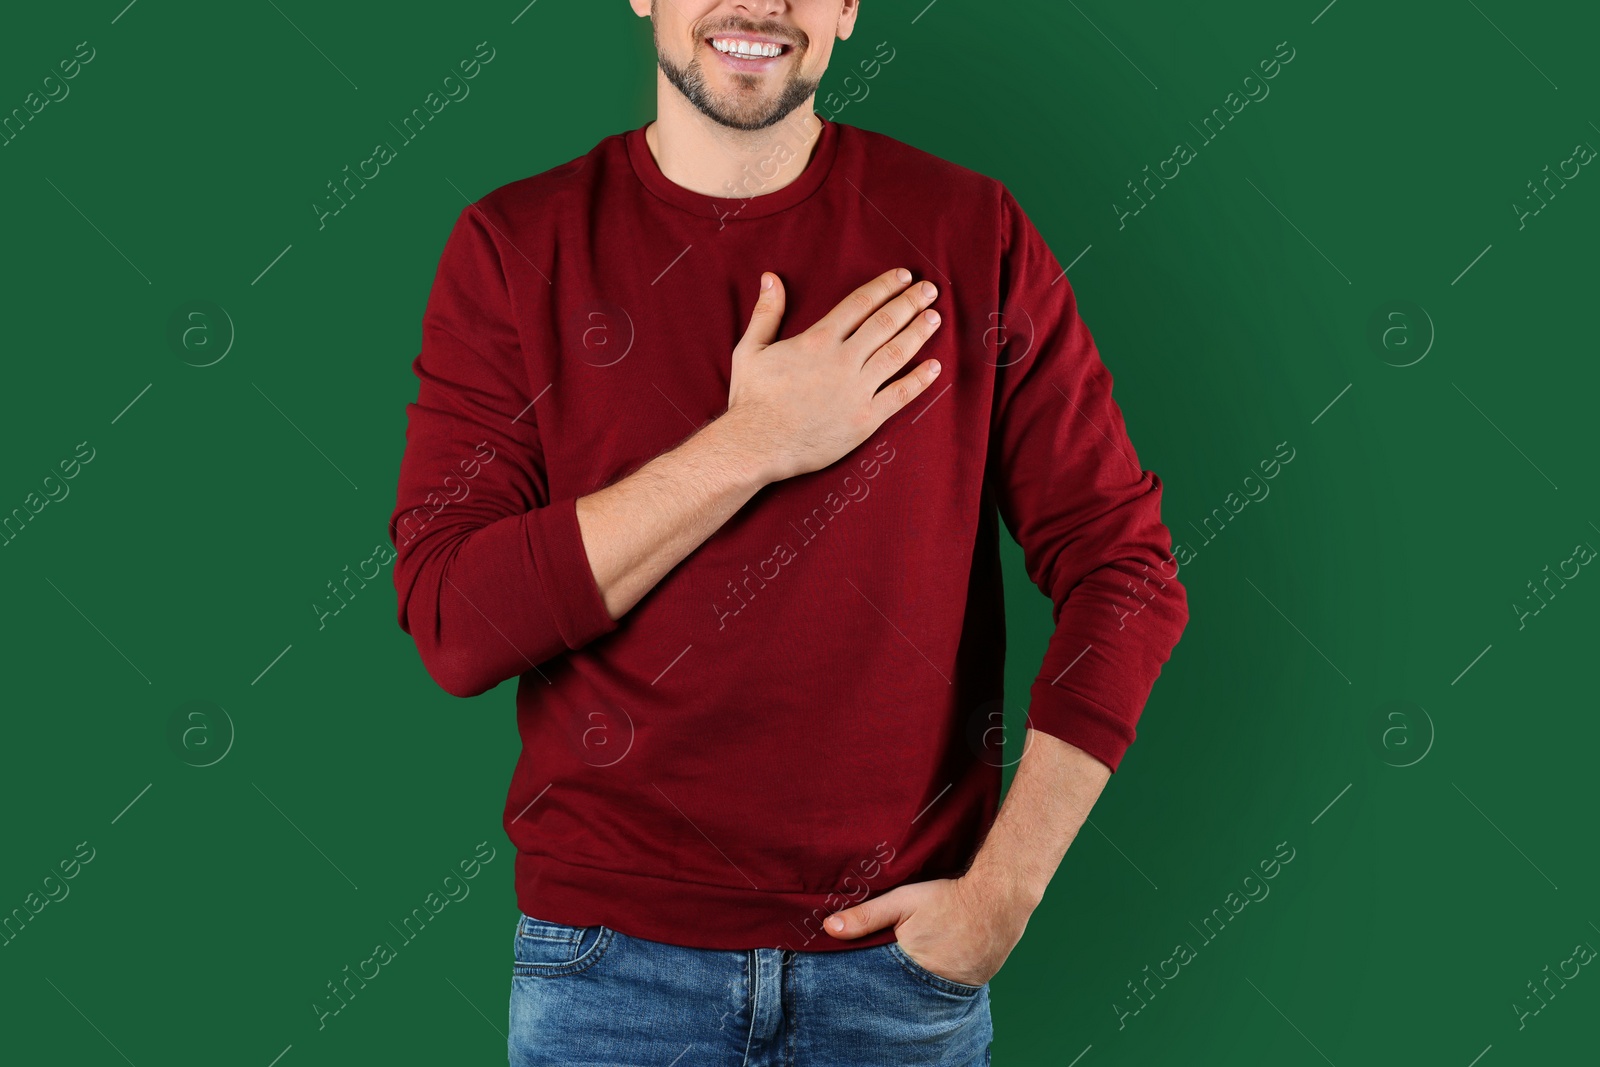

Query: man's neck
[[644, 75, 825, 200]]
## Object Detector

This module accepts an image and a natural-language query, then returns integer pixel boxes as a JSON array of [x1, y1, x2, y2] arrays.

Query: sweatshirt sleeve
[[987, 184, 1188, 771], [389, 201, 619, 698]]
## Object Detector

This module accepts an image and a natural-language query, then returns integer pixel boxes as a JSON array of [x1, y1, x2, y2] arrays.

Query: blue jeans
[[509, 911, 993, 1066]]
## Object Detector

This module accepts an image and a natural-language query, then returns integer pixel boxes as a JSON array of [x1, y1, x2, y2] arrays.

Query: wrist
[[961, 854, 1047, 917], [705, 409, 777, 492]]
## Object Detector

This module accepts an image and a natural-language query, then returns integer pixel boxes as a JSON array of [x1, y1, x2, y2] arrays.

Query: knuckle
[[870, 307, 898, 334]]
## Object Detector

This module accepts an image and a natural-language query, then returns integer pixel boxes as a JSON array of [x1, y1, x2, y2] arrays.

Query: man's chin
[[699, 101, 798, 131], [696, 82, 819, 131]]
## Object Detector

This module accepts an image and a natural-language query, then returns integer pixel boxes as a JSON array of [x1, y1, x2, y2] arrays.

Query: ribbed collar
[[624, 114, 840, 221]]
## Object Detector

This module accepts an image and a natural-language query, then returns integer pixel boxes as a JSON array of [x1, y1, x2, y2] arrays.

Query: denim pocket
[[513, 911, 616, 979], [886, 941, 986, 998]]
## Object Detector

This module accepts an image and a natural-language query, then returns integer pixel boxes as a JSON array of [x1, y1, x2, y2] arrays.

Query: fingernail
[[761, 274, 773, 290], [920, 282, 937, 299], [895, 268, 912, 284], [925, 310, 941, 324], [826, 917, 843, 932], [928, 360, 941, 375]]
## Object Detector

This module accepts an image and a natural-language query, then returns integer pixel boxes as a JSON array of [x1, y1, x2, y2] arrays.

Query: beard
[[654, 24, 820, 131]]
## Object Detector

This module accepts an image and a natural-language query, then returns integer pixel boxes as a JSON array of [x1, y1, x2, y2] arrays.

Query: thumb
[[740, 272, 785, 348], [823, 886, 913, 940]]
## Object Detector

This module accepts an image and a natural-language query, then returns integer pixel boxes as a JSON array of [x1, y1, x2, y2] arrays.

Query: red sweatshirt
[[388, 115, 1187, 952]]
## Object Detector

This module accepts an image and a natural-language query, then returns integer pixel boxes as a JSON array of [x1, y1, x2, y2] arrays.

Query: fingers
[[811, 267, 916, 342], [740, 272, 787, 349], [863, 301, 942, 386], [867, 347, 942, 428], [849, 278, 939, 363], [823, 886, 910, 939]]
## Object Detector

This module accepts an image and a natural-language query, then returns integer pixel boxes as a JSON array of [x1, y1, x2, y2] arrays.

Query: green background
[[2, 1, 1595, 1064]]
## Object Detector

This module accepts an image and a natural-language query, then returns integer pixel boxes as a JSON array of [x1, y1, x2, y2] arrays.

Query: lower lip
[[707, 41, 790, 71]]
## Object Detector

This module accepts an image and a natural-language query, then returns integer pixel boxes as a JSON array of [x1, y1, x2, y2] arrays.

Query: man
[[388, 1, 1188, 1063]]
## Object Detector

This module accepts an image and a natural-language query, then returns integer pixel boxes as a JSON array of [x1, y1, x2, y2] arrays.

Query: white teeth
[[712, 38, 783, 58]]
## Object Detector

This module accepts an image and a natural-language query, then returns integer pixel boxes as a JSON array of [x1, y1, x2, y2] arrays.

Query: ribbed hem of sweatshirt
[[524, 496, 619, 651], [515, 851, 903, 953], [1024, 682, 1138, 772]]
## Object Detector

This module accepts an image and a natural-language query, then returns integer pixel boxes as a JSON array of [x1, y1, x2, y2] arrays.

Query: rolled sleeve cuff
[[524, 496, 620, 652], [1024, 680, 1138, 773]]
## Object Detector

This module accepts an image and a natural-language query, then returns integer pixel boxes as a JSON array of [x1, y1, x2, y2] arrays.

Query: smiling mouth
[[706, 35, 793, 61]]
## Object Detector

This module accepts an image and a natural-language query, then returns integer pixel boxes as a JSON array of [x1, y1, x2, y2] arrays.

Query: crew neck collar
[[625, 115, 840, 221]]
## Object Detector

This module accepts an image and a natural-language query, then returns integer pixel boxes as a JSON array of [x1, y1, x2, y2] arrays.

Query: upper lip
[[706, 32, 792, 48]]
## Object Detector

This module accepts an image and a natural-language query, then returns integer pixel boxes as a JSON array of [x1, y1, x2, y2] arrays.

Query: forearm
[[962, 729, 1112, 911], [575, 412, 769, 619]]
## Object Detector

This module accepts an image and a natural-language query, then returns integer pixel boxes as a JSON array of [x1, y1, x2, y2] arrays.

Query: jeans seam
[[783, 948, 797, 1067], [511, 925, 617, 979], [741, 948, 757, 1067], [887, 942, 984, 997]]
